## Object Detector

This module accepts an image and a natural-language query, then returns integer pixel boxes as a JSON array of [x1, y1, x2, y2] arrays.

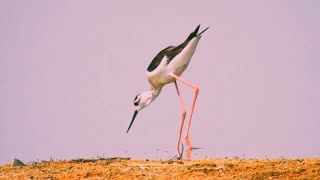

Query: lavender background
[[1, 1, 319, 164]]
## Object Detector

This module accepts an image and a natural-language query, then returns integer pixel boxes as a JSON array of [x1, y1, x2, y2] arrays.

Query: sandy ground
[[1, 157, 320, 179]]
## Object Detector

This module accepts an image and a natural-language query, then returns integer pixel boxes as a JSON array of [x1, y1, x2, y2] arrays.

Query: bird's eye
[[133, 93, 141, 106], [133, 93, 140, 101]]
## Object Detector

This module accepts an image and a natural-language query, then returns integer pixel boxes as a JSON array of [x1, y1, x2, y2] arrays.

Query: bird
[[127, 24, 209, 159]]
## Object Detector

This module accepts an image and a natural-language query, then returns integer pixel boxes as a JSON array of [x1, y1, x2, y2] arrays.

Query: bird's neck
[[149, 85, 162, 100]]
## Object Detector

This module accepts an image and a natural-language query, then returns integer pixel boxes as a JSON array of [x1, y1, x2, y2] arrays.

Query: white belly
[[168, 37, 200, 76], [147, 37, 201, 88]]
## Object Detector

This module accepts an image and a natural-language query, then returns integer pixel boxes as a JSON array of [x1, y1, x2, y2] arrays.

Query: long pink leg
[[171, 73, 199, 152], [174, 81, 186, 158]]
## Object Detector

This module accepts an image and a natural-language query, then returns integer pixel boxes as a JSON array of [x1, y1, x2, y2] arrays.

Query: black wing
[[147, 46, 174, 72]]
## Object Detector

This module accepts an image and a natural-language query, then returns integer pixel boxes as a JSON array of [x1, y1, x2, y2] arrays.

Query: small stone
[[11, 158, 25, 167]]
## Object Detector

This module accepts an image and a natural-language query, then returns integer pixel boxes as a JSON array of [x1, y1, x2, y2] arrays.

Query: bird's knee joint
[[194, 87, 199, 94], [181, 110, 187, 118]]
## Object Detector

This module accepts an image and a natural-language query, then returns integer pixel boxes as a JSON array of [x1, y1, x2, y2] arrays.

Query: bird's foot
[[185, 136, 197, 160], [185, 136, 192, 150], [172, 143, 184, 160], [177, 143, 184, 160]]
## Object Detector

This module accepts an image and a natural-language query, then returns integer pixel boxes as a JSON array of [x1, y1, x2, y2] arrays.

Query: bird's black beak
[[127, 110, 138, 134]]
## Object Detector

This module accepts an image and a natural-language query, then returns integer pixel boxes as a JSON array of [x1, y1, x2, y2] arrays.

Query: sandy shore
[[1, 157, 319, 179]]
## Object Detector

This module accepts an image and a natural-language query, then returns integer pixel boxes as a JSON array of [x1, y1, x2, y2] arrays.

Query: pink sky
[[1, 1, 319, 164]]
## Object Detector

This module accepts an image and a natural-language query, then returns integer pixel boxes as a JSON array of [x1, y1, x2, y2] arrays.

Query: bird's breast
[[146, 69, 175, 89]]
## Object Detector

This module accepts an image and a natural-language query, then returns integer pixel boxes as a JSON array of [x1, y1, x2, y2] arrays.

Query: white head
[[126, 89, 161, 133]]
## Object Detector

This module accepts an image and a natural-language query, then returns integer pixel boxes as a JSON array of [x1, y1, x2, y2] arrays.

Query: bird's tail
[[186, 25, 210, 41], [197, 26, 210, 37]]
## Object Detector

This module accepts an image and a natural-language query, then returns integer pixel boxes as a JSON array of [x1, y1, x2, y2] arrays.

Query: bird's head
[[133, 91, 154, 112], [127, 89, 161, 134]]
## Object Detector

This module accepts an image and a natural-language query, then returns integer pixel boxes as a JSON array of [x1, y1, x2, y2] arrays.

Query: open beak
[[126, 110, 138, 134]]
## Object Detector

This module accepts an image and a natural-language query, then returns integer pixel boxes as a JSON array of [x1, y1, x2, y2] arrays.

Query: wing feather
[[147, 25, 208, 72]]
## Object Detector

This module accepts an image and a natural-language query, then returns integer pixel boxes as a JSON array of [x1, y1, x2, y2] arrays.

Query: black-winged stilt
[[127, 25, 209, 159]]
